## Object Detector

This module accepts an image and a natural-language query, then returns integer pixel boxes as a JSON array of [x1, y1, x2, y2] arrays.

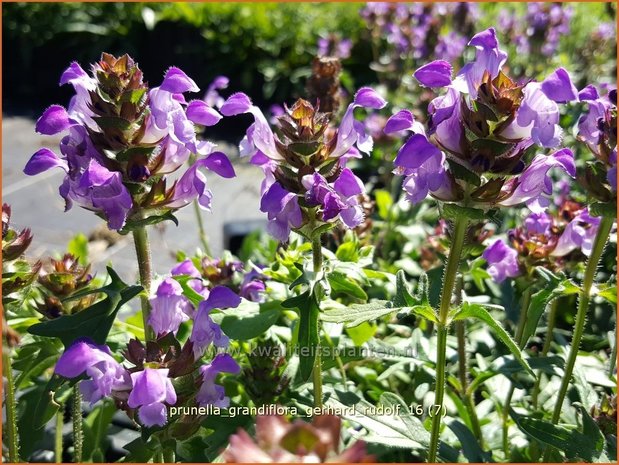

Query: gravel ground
[[2, 116, 267, 282]]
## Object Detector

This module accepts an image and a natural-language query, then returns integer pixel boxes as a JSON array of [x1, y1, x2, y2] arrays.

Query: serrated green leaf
[[452, 302, 533, 375], [119, 211, 179, 234], [442, 203, 486, 221], [210, 300, 281, 341]]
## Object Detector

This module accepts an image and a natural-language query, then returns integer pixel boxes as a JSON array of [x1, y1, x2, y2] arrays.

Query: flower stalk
[[312, 235, 324, 409], [543, 215, 614, 460], [133, 222, 154, 341], [531, 298, 559, 408], [2, 346, 20, 463], [72, 384, 83, 463], [428, 216, 468, 463], [55, 408, 64, 463]]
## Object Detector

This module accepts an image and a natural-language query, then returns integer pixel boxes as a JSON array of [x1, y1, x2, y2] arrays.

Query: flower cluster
[[483, 200, 601, 282], [24, 53, 235, 231], [392, 28, 578, 211], [221, 88, 385, 241], [53, 261, 242, 427], [224, 414, 373, 463]]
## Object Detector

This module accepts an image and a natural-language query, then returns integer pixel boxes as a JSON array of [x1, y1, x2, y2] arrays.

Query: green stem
[[311, 234, 324, 409], [2, 345, 20, 463], [72, 384, 83, 463], [55, 408, 64, 463], [133, 224, 154, 341], [502, 286, 532, 459], [193, 199, 212, 256], [543, 215, 614, 461], [428, 216, 468, 463], [162, 448, 175, 463], [531, 299, 559, 409]]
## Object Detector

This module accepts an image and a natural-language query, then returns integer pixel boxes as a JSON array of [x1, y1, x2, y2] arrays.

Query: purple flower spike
[[55, 340, 130, 405], [414, 60, 453, 88], [196, 353, 240, 408], [148, 278, 192, 336], [160, 67, 199, 94], [482, 239, 521, 283], [127, 368, 177, 427], [353, 87, 387, 109], [24, 148, 68, 175], [186, 100, 222, 126], [36, 105, 74, 135], [220, 92, 253, 116], [541, 68, 578, 103]]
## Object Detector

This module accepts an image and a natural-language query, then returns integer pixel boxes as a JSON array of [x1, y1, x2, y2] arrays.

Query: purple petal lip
[[202, 152, 236, 178], [220, 92, 253, 116], [186, 100, 222, 126], [541, 67, 579, 103], [414, 60, 453, 88], [468, 27, 499, 49], [353, 87, 387, 109], [160, 67, 200, 94], [394, 134, 442, 169], [36, 105, 74, 135], [384, 110, 415, 134], [578, 84, 599, 101], [24, 148, 68, 175]]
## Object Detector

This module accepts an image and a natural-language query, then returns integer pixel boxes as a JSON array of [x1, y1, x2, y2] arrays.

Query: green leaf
[[119, 211, 178, 234], [511, 408, 604, 461], [210, 300, 281, 341], [174, 275, 206, 307], [28, 267, 142, 347], [346, 321, 376, 346], [283, 292, 320, 381], [374, 189, 393, 220], [589, 201, 617, 218], [598, 283, 617, 304], [82, 400, 116, 461], [442, 203, 486, 221], [67, 233, 89, 265], [327, 271, 367, 301], [392, 270, 417, 307], [320, 300, 396, 327], [452, 302, 533, 375], [448, 420, 492, 462], [335, 241, 358, 262]]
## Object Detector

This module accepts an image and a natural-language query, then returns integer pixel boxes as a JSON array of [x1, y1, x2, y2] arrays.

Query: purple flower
[[55, 339, 130, 405], [160, 67, 199, 94], [541, 68, 579, 103], [524, 211, 552, 235], [384, 110, 419, 135], [500, 149, 575, 211], [551, 209, 601, 257], [196, 353, 240, 408], [204, 76, 229, 109], [171, 259, 201, 278], [260, 182, 303, 242], [301, 169, 366, 228], [190, 286, 241, 358], [482, 240, 521, 283], [148, 278, 193, 336], [35, 105, 75, 135], [127, 368, 177, 427]]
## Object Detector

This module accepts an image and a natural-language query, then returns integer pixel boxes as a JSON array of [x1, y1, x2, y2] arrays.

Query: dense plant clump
[[3, 3, 617, 464]]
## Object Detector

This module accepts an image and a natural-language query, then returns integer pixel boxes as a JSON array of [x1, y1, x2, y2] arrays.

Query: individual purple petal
[[524, 212, 552, 235], [137, 403, 168, 428], [24, 148, 68, 175], [167, 160, 212, 211], [204, 286, 242, 311], [128, 368, 176, 427], [468, 27, 500, 49], [160, 67, 199, 94], [541, 68, 578, 103], [552, 209, 601, 257], [59, 62, 90, 86], [148, 278, 191, 335], [394, 134, 442, 170], [384, 110, 415, 134], [202, 152, 236, 178], [414, 60, 453, 88], [220, 92, 253, 116], [196, 353, 240, 408], [260, 182, 294, 219], [482, 239, 521, 283], [191, 302, 230, 357], [578, 85, 599, 101], [171, 259, 201, 278], [55, 340, 109, 378], [334, 168, 364, 197], [186, 100, 222, 126], [36, 105, 73, 135], [353, 87, 387, 109]]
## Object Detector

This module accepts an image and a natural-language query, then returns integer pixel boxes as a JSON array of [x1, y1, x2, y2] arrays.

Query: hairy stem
[[502, 286, 532, 459], [72, 384, 83, 463], [428, 216, 468, 463], [543, 215, 614, 461], [55, 408, 64, 463], [133, 223, 154, 341], [2, 345, 20, 463], [312, 234, 324, 409]]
